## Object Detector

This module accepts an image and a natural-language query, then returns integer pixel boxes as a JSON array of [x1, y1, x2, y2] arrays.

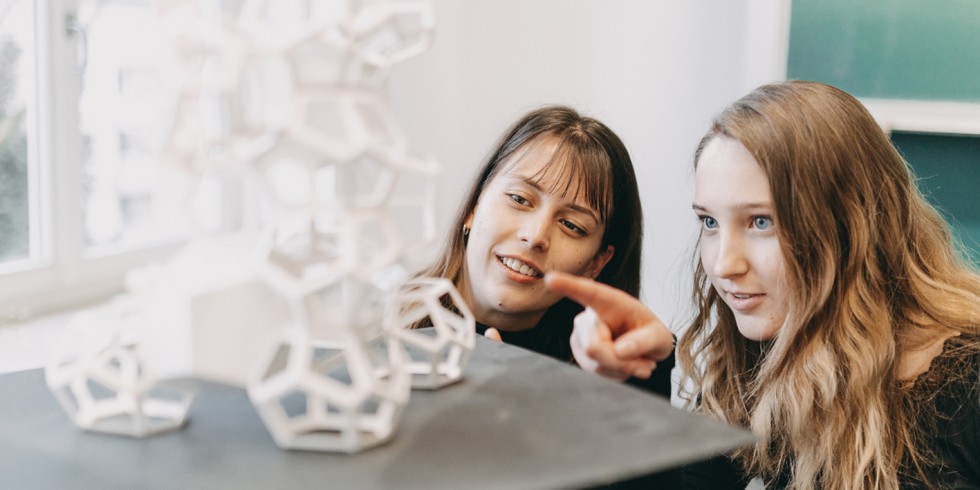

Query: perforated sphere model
[[247, 326, 410, 452], [45, 302, 195, 437], [253, 222, 415, 452], [385, 278, 476, 389]]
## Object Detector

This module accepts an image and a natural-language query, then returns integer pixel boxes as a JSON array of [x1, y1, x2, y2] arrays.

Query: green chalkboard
[[892, 131, 980, 265], [788, 0, 980, 102]]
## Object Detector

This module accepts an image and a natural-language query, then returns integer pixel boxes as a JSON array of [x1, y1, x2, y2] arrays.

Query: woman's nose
[[712, 233, 749, 279], [518, 212, 551, 252]]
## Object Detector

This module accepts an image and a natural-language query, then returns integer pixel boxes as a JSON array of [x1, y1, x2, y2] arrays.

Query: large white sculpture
[[45, 0, 474, 453]]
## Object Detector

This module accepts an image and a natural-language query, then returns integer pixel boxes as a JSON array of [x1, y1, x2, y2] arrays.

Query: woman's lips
[[725, 291, 764, 311], [496, 255, 542, 283]]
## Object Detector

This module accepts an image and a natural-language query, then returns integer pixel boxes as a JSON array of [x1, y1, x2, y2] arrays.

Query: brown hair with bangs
[[419, 105, 643, 358], [509, 134, 614, 225]]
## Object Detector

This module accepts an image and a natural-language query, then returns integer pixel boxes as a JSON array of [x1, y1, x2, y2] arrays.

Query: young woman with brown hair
[[548, 81, 980, 488], [418, 105, 671, 395]]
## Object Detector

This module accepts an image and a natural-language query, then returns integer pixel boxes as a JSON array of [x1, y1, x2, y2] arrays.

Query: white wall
[[388, 1, 788, 331]]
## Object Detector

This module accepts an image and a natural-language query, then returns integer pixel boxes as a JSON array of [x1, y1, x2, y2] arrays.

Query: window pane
[[79, 1, 187, 249], [0, 0, 34, 264]]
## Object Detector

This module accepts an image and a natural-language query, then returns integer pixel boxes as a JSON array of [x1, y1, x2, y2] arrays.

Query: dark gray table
[[0, 337, 752, 490]]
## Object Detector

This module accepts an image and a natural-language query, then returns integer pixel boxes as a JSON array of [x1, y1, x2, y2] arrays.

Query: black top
[[475, 321, 675, 400], [676, 339, 980, 489]]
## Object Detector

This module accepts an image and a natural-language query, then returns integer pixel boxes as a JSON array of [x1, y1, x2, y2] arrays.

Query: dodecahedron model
[[385, 277, 475, 389], [247, 326, 410, 452], [45, 303, 195, 437]]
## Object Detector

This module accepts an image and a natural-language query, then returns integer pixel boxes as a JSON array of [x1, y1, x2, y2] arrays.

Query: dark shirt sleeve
[[623, 336, 676, 399], [679, 454, 752, 490], [605, 452, 750, 490], [623, 335, 752, 489], [476, 321, 574, 362], [932, 360, 980, 488]]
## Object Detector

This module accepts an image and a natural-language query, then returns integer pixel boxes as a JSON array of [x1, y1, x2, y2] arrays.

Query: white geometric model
[[45, 0, 474, 453], [248, 326, 410, 452], [45, 300, 195, 437], [386, 278, 476, 389]]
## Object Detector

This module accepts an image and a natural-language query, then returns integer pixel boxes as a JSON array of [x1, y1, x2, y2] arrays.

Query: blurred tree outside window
[[0, 1, 31, 265]]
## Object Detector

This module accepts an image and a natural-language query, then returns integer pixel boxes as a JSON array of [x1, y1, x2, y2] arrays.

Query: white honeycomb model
[[386, 278, 476, 389], [45, 301, 195, 437], [248, 326, 410, 452], [45, 0, 474, 453]]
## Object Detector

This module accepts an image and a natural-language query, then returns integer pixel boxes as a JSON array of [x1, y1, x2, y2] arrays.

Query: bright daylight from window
[[78, 1, 188, 250], [0, 0, 245, 316]]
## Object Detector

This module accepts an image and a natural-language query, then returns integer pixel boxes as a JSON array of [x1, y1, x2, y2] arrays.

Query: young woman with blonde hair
[[548, 81, 980, 488]]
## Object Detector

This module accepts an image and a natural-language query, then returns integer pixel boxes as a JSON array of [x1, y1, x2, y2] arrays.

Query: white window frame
[[0, 0, 182, 320], [764, 1, 980, 138]]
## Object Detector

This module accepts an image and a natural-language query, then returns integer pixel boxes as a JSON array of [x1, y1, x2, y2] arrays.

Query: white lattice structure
[[45, 302, 195, 437], [386, 278, 476, 389], [248, 326, 410, 452], [45, 0, 474, 453]]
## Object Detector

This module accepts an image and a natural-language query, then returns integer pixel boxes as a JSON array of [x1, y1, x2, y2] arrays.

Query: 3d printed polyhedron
[[386, 278, 476, 389]]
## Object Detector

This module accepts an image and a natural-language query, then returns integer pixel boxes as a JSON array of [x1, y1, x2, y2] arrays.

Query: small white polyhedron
[[45, 304, 195, 437], [247, 326, 410, 452], [385, 278, 476, 389]]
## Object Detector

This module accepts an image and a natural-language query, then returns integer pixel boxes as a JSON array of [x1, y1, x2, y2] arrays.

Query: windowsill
[[0, 308, 80, 374]]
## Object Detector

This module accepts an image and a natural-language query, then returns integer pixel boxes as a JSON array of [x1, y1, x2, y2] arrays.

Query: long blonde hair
[[678, 81, 980, 489]]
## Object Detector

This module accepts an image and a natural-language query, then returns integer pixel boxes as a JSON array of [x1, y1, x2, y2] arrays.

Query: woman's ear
[[462, 210, 476, 242], [587, 245, 615, 279]]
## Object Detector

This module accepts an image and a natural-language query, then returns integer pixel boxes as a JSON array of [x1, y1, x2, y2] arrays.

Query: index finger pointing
[[544, 271, 656, 332]]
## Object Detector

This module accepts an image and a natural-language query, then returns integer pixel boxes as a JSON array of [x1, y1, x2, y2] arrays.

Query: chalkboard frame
[[862, 99, 980, 137], [781, 0, 980, 137]]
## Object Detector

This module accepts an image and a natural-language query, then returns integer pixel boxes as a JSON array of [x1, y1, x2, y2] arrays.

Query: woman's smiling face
[[458, 136, 614, 331]]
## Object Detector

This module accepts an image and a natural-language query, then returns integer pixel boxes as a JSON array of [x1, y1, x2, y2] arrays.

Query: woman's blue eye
[[753, 216, 773, 230], [700, 216, 718, 230]]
